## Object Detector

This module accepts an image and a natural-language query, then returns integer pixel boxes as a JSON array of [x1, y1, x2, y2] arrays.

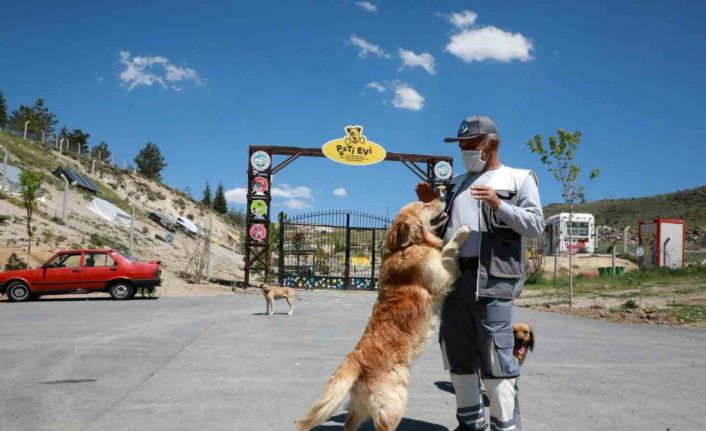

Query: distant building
[[544, 212, 595, 255]]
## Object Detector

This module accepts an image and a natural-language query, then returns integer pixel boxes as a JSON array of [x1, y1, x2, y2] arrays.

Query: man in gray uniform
[[416, 115, 544, 431]]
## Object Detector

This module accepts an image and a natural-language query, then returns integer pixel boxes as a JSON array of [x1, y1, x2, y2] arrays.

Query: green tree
[[134, 142, 167, 180], [0, 91, 8, 129], [9, 105, 35, 137], [527, 129, 600, 307], [31, 98, 57, 136], [90, 141, 112, 162], [213, 182, 228, 214], [10, 99, 58, 140], [66, 128, 90, 155], [19, 169, 44, 264], [202, 182, 212, 207], [226, 207, 246, 226]]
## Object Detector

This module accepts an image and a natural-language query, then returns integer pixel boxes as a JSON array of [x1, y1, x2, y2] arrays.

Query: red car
[[0, 249, 161, 302]]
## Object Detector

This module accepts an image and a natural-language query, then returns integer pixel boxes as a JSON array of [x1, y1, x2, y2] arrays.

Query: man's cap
[[444, 115, 498, 143]]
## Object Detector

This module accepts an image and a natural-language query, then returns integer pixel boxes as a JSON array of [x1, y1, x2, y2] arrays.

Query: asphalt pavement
[[0, 291, 704, 430]]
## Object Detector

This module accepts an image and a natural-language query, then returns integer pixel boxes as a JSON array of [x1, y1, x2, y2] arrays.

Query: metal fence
[[277, 210, 391, 290]]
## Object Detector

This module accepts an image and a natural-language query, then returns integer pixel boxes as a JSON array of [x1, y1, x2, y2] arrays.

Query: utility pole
[[41, 130, 45, 143], [59, 138, 65, 156], [61, 174, 69, 221], [91, 159, 97, 175], [0, 144, 8, 194], [23, 121, 29, 140], [128, 202, 135, 257], [623, 226, 631, 255]]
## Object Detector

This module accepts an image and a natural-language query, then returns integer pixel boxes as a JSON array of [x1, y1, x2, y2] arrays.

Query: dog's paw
[[453, 225, 471, 243], [288, 311, 293, 316]]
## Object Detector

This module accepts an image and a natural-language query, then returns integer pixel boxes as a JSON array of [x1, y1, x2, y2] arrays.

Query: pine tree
[[134, 142, 167, 180], [202, 182, 212, 207], [213, 182, 228, 214], [0, 91, 8, 129], [90, 142, 112, 162]]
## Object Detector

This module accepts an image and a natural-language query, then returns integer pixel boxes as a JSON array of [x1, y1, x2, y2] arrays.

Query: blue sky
[[2, 0, 705, 218]]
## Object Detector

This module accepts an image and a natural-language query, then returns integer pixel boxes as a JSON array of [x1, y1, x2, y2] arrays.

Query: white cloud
[[271, 184, 312, 199], [97, 77, 104, 83], [392, 84, 425, 111], [225, 187, 247, 204], [333, 187, 347, 196], [349, 35, 390, 59], [367, 81, 386, 92], [399, 48, 436, 75], [446, 26, 533, 63], [439, 10, 478, 28], [226, 183, 314, 210], [118, 50, 204, 91], [282, 199, 312, 210], [355, 1, 377, 13]]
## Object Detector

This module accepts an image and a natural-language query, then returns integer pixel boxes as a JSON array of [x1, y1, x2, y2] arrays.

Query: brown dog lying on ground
[[297, 199, 470, 431], [260, 283, 295, 316], [512, 323, 535, 365]]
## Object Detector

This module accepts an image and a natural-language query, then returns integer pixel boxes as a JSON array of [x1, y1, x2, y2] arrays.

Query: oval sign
[[251, 176, 269, 194], [434, 161, 452, 180], [250, 200, 268, 218], [322, 125, 386, 166], [250, 151, 271, 172], [249, 224, 267, 241]]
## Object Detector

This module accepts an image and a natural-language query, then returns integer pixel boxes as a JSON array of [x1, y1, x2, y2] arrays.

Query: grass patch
[[664, 303, 706, 324], [88, 233, 128, 254]]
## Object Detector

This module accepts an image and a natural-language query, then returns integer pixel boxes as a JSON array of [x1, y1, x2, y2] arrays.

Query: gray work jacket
[[442, 166, 545, 299]]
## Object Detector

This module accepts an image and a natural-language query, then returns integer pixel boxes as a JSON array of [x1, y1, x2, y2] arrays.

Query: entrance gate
[[278, 210, 391, 290], [244, 143, 453, 287]]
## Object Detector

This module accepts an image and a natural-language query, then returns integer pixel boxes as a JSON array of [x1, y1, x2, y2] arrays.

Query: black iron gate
[[277, 211, 392, 290]]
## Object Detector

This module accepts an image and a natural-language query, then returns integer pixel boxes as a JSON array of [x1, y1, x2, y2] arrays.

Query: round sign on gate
[[636, 246, 644, 257], [434, 161, 452, 180], [249, 224, 267, 241], [251, 176, 269, 195], [250, 151, 271, 172], [250, 200, 268, 218]]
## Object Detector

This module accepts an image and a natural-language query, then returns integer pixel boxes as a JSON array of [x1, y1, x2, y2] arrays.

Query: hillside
[[0, 130, 246, 290], [544, 186, 706, 260], [544, 186, 706, 229]]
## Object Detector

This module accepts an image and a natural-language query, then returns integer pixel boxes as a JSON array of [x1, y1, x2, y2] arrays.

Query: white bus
[[544, 213, 595, 255]]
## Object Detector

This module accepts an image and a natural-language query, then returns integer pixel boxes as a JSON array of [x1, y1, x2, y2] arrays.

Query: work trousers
[[440, 264, 522, 431]]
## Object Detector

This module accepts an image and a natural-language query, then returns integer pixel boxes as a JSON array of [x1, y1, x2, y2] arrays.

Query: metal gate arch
[[278, 210, 392, 290]]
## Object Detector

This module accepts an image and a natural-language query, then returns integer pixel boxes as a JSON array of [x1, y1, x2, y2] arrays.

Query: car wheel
[[7, 282, 32, 302], [109, 281, 134, 300]]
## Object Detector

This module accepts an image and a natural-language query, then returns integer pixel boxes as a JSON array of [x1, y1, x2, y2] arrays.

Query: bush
[[4, 253, 28, 270], [622, 299, 638, 310], [88, 233, 127, 253]]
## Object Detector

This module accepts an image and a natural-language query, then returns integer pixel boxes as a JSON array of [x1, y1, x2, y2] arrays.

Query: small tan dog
[[512, 323, 535, 365], [260, 283, 295, 316], [296, 199, 470, 431]]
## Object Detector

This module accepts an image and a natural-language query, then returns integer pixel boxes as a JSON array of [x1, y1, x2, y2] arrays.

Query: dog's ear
[[387, 217, 421, 251], [528, 326, 535, 351]]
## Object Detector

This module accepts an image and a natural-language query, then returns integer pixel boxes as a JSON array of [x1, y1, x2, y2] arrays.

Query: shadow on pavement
[[311, 413, 449, 431], [1, 297, 158, 303], [434, 381, 455, 394]]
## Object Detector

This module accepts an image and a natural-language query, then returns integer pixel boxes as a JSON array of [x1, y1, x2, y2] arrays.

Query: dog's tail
[[296, 354, 360, 431]]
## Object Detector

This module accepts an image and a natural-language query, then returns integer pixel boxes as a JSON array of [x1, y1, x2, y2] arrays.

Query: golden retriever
[[512, 323, 535, 365], [260, 283, 295, 316], [296, 199, 470, 431]]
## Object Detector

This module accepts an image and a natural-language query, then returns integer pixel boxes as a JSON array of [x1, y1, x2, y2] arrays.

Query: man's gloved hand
[[416, 182, 439, 203]]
